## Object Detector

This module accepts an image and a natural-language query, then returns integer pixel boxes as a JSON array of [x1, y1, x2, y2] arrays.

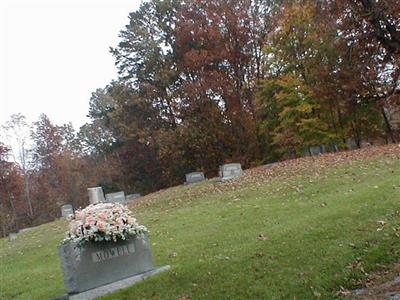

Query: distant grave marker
[[185, 172, 205, 184], [346, 138, 358, 149], [105, 191, 126, 204], [304, 145, 327, 156], [309, 146, 321, 156], [126, 193, 141, 202], [8, 233, 17, 241], [61, 204, 74, 218], [219, 163, 243, 181], [88, 187, 105, 204]]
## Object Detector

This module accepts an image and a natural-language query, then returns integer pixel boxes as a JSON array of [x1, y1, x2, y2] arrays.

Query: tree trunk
[[381, 108, 396, 143]]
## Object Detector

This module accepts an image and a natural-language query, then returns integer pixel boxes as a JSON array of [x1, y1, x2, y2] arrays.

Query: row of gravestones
[[60, 189, 142, 219], [88, 188, 142, 205], [185, 163, 244, 184], [303, 138, 371, 156]]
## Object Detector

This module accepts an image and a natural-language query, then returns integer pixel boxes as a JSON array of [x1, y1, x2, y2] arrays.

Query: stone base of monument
[[56, 265, 170, 300], [59, 234, 169, 299]]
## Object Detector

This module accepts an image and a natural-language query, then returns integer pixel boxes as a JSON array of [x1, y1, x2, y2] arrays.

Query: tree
[[1, 114, 34, 217], [330, 0, 400, 141], [0, 143, 25, 236]]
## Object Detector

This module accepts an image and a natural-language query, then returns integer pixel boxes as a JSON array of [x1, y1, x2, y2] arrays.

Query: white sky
[[0, 0, 141, 130]]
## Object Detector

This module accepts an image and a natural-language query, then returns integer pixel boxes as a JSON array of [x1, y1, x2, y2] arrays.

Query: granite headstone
[[219, 163, 243, 181], [105, 191, 126, 204], [346, 138, 358, 149], [59, 235, 155, 294], [126, 193, 141, 202], [61, 204, 74, 218], [8, 233, 17, 241], [309, 146, 322, 156], [185, 172, 205, 184], [88, 187, 105, 204]]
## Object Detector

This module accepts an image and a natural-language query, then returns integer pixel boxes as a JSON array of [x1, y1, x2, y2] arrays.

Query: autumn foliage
[[1, 0, 399, 236]]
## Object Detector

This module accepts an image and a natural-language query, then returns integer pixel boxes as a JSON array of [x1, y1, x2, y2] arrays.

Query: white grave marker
[[219, 163, 243, 181], [88, 187, 105, 204], [61, 204, 74, 218]]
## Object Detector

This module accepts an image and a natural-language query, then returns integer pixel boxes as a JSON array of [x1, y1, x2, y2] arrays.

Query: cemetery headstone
[[8, 233, 17, 241], [346, 138, 358, 150], [61, 204, 74, 218], [88, 187, 105, 204], [309, 145, 322, 156], [219, 163, 243, 181], [59, 234, 168, 296], [320, 144, 327, 154], [126, 193, 141, 202], [185, 172, 205, 184], [105, 191, 126, 203]]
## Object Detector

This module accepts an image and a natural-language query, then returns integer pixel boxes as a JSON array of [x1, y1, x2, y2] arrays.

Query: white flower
[[63, 202, 148, 245]]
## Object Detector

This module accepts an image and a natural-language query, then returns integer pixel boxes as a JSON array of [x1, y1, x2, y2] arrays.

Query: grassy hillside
[[0, 145, 399, 299]]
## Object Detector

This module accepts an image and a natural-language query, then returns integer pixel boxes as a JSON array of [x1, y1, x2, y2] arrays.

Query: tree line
[[1, 0, 399, 236]]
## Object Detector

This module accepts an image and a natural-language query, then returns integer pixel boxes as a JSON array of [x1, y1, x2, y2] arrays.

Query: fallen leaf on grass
[[256, 251, 265, 257], [336, 286, 352, 297], [258, 234, 268, 241]]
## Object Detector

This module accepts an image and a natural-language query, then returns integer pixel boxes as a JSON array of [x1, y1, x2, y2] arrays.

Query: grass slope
[[0, 146, 399, 300]]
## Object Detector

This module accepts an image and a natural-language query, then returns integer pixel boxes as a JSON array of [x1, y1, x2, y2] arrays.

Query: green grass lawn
[[1, 146, 399, 300]]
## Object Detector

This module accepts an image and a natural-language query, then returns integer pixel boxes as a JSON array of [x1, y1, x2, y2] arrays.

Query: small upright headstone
[[309, 146, 321, 156], [88, 187, 105, 204], [320, 144, 327, 154], [8, 233, 17, 241], [61, 204, 74, 218], [219, 163, 243, 181], [185, 172, 205, 184], [105, 191, 126, 203], [346, 138, 358, 149], [126, 193, 141, 202]]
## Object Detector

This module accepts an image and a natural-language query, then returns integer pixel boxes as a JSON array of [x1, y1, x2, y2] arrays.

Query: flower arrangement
[[63, 202, 148, 245]]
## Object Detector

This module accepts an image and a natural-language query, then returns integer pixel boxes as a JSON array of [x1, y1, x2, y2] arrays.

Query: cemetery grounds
[[0, 145, 399, 299]]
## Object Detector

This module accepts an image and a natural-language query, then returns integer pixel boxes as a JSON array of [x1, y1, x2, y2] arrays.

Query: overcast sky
[[0, 0, 141, 130]]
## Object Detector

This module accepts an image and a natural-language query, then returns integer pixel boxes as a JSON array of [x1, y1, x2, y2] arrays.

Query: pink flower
[[85, 216, 96, 227], [64, 202, 147, 244], [75, 210, 85, 221], [97, 221, 106, 232], [97, 212, 106, 220]]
